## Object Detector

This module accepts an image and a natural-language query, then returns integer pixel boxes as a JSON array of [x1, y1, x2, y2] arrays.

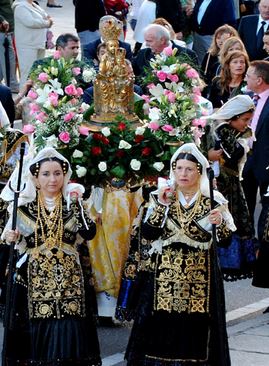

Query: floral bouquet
[[23, 51, 96, 151], [69, 117, 168, 188], [141, 47, 211, 144]]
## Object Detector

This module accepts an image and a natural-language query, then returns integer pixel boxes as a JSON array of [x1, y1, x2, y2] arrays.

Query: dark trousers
[[242, 155, 269, 239]]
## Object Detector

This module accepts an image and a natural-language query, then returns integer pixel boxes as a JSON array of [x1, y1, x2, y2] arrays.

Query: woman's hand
[[209, 209, 222, 225], [208, 148, 223, 161], [158, 186, 175, 205], [4, 229, 20, 244]]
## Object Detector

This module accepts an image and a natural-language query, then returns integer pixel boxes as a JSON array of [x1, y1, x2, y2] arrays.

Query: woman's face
[[229, 56, 246, 76], [227, 42, 242, 54], [216, 32, 231, 49], [36, 161, 64, 198], [174, 159, 200, 191], [230, 111, 253, 132]]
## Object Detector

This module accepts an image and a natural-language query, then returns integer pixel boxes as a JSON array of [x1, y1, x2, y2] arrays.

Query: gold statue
[[90, 16, 138, 129]]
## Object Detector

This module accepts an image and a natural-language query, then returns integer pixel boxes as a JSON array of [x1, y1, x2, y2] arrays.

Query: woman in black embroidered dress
[[201, 95, 256, 281], [116, 143, 236, 366], [1, 147, 101, 366]]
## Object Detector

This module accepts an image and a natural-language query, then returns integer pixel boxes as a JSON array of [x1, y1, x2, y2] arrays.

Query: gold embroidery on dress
[[28, 251, 85, 319], [154, 247, 210, 314]]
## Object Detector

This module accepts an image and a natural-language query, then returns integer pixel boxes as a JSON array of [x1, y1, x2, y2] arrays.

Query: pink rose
[[167, 92, 176, 103], [36, 112, 47, 122], [27, 89, 38, 99], [22, 124, 35, 134], [163, 89, 170, 96], [38, 72, 49, 83], [163, 47, 173, 56], [161, 124, 174, 132], [156, 71, 167, 82], [64, 111, 75, 122], [53, 50, 61, 59], [65, 84, 77, 96], [147, 83, 155, 89], [78, 126, 90, 136], [167, 74, 179, 83], [192, 118, 206, 128], [48, 92, 59, 107], [29, 103, 40, 115], [72, 67, 81, 76], [59, 131, 71, 143], [76, 87, 83, 96], [142, 94, 150, 103], [186, 68, 199, 79], [148, 121, 160, 131]]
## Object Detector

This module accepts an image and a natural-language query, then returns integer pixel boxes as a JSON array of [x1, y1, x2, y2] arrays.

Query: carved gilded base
[[87, 114, 141, 131]]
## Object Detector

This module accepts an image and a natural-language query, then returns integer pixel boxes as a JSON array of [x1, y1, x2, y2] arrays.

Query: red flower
[[116, 150, 125, 158], [118, 122, 126, 131], [91, 146, 102, 155], [141, 147, 152, 156], [135, 135, 144, 143], [101, 136, 110, 145], [93, 133, 102, 141]]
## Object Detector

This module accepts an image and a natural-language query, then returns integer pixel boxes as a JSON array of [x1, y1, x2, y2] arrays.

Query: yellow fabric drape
[[89, 188, 143, 298]]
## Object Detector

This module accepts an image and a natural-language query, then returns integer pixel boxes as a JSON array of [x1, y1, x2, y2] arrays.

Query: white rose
[[101, 127, 111, 137], [80, 102, 90, 112], [130, 159, 141, 171], [149, 107, 160, 121], [153, 162, 165, 171], [76, 165, 87, 177], [98, 161, 107, 172], [135, 126, 145, 135], [82, 68, 96, 83], [72, 149, 83, 158], [119, 140, 132, 149], [45, 134, 58, 148]]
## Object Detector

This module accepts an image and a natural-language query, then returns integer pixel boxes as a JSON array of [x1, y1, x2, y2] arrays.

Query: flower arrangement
[[24, 51, 96, 150], [69, 117, 168, 187], [141, 47, 211, 144]]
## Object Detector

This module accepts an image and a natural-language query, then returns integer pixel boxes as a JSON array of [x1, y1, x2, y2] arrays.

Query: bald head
[[143, 24, 170, 54], [259, 0, 269, 20]]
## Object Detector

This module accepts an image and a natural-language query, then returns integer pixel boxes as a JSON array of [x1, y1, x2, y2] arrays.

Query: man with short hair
[[132, 24, 198, 80], [239, 0, 269, 60], [242, 60, 269, 232], [29, 33, 91, 89]]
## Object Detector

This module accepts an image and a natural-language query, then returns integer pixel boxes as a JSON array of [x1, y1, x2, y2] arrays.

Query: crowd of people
[[0, 0, 269, 365]]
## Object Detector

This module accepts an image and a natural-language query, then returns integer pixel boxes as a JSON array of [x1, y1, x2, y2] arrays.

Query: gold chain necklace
[[33, 191, 64, 259], [176, 190, 202, 226]]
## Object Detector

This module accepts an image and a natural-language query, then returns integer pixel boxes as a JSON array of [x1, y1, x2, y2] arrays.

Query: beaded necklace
[[176, 190, 202, 227], [32, 191, 64, 259]]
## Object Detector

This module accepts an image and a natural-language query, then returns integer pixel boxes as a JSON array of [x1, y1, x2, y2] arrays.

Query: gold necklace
[[33, 191, 64, 259], [176, 190, 202, 227]]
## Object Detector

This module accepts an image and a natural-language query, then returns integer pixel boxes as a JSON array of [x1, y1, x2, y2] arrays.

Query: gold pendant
[[56, 250, 64, 259], [32, 247, 39, 259], [45, 237, 56, 249]]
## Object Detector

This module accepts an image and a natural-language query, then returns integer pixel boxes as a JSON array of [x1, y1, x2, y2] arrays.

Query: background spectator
[[73, 0, 106, 48]]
